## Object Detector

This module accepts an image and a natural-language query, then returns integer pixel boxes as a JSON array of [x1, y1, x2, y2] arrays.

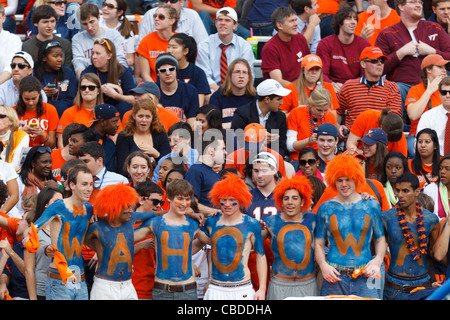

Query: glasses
[[406, 0, 423, 4], [36, 146, 52, 154], [142, 197, 165, 207], [299, 159, 317, 167], [160, 0, 180, 3], [94, 38, 112, 52], [47, 0, 67, 5], [345, 148, 365, 157], [45, 40, 61, 51], [363, 58, 385, 64], [158, 66, 176, 73], [153, 13, 167, 20], [102, 1, 118, 9], [10, 62, 29, 69], [0, 114, 7, 119], [80, 85, 98, 91], [440, 89, 450, 96]]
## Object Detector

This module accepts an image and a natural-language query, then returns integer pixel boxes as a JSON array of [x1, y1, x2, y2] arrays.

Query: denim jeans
[[320, 274, 380, 299], [152, 287, 198, 300], [46, 277, 89, 300], [383, 273, 431, 300]]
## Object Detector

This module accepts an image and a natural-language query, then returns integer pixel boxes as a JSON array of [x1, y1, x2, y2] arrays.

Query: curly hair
[[94, 183, 139, 223], [325, 153, 366, 193], [121, 99, 166, 136], [209, 173, 252, 209], [273, 175, 313, 212]]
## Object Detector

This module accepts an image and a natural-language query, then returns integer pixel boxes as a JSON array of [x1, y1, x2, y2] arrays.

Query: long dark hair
[[34, 186, 63, 222], [411, 128, 440, 182], [379, 151, 410, 186], [16, 76, 44, 117], [19, 145, 54, 186]]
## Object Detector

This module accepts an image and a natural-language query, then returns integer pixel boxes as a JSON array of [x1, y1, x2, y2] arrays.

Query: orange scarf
[[22, 172, 46, 200]]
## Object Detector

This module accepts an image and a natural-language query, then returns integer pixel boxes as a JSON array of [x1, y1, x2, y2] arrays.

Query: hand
[[417, 41, 437, 56], [309, 132, 317, 145], [88, 253, 98, 270], [360, 192, 375, 200], [101, 83, 122, 98], [332, 82, 343, 93], [45, 245, 56, 258], [45, 180, 60, 189], [43, 84, 58, 97], [398, 41, 418, 58], [320, 262, 341, 283], [0, 239, 12, 256], [337, 124, 349, 139], [254, 288, 266, 300], [265, 132, 280, 144], [362, 261, 381, 279], [309, 13, 321, 27], [360, 23, 375, 39], [193, 263, 201, 277]]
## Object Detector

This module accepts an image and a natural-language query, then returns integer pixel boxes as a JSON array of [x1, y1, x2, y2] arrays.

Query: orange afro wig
[[209, 173, 252, 209], [324, 153, 365, 193], [94, 183, 139, 223], [273, 175, 313, 212]]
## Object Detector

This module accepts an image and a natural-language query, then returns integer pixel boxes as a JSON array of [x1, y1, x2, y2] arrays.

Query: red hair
[[324, 153, 365, 193], [209, 173, 252, 209], [273, 175, 313, 212], [94, 183, 139, 223]]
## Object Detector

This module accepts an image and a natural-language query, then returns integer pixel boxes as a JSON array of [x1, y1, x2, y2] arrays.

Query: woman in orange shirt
[[57, 73, 104, 148], [280, 54, 338, 115], [136, 5, 178, 82], [408, 128, 440, 191], [15, 76, 59, 149]]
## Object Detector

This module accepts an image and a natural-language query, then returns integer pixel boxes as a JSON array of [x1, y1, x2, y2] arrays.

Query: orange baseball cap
[[359, 46, 388, 61], [301, 54, 322, 70], [244, 123, 266, 143], [421, 54, 450, 70]]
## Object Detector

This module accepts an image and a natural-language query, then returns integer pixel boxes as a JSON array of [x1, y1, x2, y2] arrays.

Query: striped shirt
[[337, 75, 402, 129]]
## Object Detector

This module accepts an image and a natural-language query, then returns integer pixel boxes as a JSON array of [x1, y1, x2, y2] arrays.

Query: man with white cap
[[231, 79, 290, 158], [0, 51, 47, 107], [196, 7, 254, 92]]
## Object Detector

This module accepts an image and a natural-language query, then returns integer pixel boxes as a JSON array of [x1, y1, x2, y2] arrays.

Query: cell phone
[[29, 123, 38, 127], [48, 83, 57, 88]]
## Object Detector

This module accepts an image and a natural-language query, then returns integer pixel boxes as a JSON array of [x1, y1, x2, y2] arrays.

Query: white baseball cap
[[256, 79, 291, 97], [216, 7, 238, 22], [12, 51, 34, 69]]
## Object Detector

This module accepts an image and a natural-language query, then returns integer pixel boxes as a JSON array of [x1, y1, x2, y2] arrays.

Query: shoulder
[[423, 208, 439, 224], [382, 207, 397, 219]]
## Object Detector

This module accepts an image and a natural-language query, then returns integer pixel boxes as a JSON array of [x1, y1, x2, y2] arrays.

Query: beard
[[411, 12, 423, 20]]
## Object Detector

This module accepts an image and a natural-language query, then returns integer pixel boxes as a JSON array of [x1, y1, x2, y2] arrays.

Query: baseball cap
[[129, 81, 161, 99], [316, 123, 337, 138], [216, 7, 238, 22], [421, 54, 450, 70], [244, 123, 266, 143], [12, 51, 34, 68], [155, 53, 178, 72], [359, 46, 388, 61], [256, 79, 291, 97], [302, 54, 322, 70], [360, 128, 387, 145], [93, 104, 120, 121], [252, 151, 278, 169], [344, 148, 366, 160]]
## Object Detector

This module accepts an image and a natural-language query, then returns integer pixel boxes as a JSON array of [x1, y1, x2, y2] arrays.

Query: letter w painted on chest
[[62, 221, 84, 260], [161, 231, 190, 273], [330, 214, 371, 256]]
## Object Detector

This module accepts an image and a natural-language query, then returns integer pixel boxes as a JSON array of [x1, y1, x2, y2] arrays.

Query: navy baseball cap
[[129, 81, 161, 100], [93, 104, 120, 121], [316, 123, 337, 138], [361, 128, 387, 145]]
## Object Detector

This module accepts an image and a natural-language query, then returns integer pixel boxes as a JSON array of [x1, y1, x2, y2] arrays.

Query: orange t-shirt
[[350, 109, 407, 157], [317, 0, 340, 14], [312, 178, 390, 213], [136, 32, 171, 82], [122, 106, 179, 132], [408, 159, 438, 190], [15, 102, 59, 147], [404, 82, 442, 136], [224, 146, 287, 178], [280, 81, 339, 113], [57, 105, 124, 134], [286, 105, 336, 161], [186, 0, 237, 19], [355, 8, 401, 46], [51, 148, 67, 182]]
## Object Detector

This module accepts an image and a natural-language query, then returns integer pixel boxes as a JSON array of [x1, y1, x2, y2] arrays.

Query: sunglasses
[[80, 85, 98, 91], [94, 38, 112, 52], [36, 146, 52, 154], [102, 1, 118, 9], [0, 114, 7, 119], [153, 13, 167, 20], [45, 40, 62, 51], [440, 89, 450, 96], [47, 0, 67, 5], [299, 159, 317, 167], [363, 58, 385, 64], [160, 0, 180, 3], [10, 62, 29, 69], [142, 196, 165, 207], [158, 66, 176, 73]]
